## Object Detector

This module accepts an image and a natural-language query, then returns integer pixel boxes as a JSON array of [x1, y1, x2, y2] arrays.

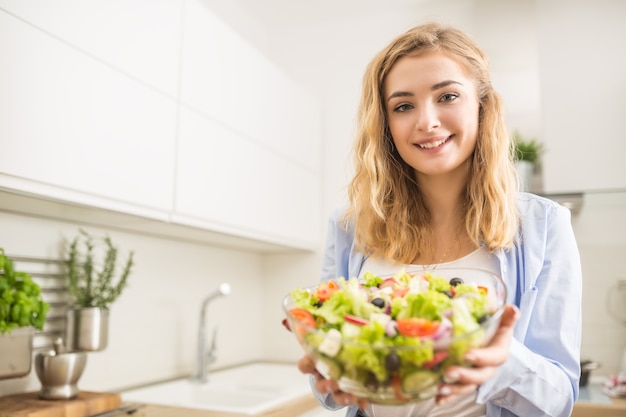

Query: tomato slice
[[315, 280, 339, 301], [289, 308, 316, 329], [422, 351, 448, 369], [396, 318, 440, 337]]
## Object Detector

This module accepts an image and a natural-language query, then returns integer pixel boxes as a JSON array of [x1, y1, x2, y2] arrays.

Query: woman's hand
[[435, 303, 520, 405], [297, 355, 370, 409]]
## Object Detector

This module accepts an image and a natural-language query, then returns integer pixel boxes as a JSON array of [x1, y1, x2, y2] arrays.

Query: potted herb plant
[[0, 248, 50, 379], [65, 230, 134, 352], [512, 130, 544, 191]]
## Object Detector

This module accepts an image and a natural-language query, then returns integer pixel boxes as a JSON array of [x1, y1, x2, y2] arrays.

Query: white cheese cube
[[318, 328, 342, 357]]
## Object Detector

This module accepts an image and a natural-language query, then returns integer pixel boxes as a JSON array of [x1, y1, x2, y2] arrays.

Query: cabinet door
[[174, 108, 320, 249], [0, 10, 177, 219], [180, 0, 322, 174], [0, 0, 182, 97]]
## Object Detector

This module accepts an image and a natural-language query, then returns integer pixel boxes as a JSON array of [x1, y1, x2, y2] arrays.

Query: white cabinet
[[175, 0, 322, 247], [180, 0, 321, 173], [0, 0, 183, 97], [174, 105, 320, 249], [0, 2, 322, 250], [0, 10, 177, 219], [536, 0, 626, 193]]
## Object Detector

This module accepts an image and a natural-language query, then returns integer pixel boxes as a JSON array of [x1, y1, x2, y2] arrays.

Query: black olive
[[315, 300, 324, 308], [371, 297, 385, 309], [385, 352, 401, 372], [449, 277, 464, 286], [477, 314, 490, 324], [364, 372, 379, 392]]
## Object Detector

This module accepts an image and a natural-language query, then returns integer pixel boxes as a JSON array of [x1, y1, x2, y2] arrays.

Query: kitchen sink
[[122, 362, 313, 415]]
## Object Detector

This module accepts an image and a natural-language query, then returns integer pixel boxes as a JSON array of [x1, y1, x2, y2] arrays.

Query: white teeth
[[417, 137, 448, 149]]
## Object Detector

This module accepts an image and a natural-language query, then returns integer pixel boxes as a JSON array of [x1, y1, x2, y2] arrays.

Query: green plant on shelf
[[0, 248, 50, 334], [67, 229, 134, 310], [512, 130, 544, 165]]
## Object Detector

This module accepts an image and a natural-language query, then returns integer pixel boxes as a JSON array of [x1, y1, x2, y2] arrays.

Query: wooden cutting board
[[0, 391, 121, 417]]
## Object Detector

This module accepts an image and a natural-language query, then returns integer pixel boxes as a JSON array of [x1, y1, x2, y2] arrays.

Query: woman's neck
[[412, 166, 474, 264], [417, 172, 467, 224]]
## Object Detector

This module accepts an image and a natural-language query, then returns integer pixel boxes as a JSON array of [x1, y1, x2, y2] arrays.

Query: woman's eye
[[440, 93, 459, 102], [393, 103, 413, 112]]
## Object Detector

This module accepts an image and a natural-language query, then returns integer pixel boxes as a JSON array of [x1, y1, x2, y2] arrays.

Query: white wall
[[0, 211, 270, 396]]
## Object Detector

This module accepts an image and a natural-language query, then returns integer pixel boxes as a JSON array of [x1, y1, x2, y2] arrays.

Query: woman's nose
[[415, 104, 441, 132]]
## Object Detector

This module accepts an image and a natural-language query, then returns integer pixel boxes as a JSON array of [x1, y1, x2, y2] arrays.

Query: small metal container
[[65, 307, 109, 352], [0, 327, 34, 380], [35, 347, 87, 400]]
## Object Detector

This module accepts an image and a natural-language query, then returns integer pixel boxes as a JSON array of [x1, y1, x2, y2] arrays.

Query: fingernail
[[438, 386, 451, 396], [464, 352, 477, 363], [443, 370, 459, 383]]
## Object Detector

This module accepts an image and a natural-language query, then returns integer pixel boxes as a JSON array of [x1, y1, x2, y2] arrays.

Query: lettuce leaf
[[395, 291, 451, 321]]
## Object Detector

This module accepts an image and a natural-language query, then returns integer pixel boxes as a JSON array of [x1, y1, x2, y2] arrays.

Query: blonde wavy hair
[[345, 22, 520, 263]]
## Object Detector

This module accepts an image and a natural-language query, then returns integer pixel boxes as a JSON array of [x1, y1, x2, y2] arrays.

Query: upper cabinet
[[175, 1, 322, 248], [0, 8, 177, 219], [0, 0, 322, 250], [180, 0, 321, 173], [174, 108, 321, 249], [536, 0, 626, 193], [0, 0, 182, 97]]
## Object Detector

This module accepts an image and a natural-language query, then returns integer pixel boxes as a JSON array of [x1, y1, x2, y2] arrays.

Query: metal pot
[[65, 307, 109, 351], [580, 360, 600, 387]]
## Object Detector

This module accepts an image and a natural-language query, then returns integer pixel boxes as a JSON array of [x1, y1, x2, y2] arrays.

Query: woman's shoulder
[[517, 192, 569, 219], [516, 192, 574, 242]]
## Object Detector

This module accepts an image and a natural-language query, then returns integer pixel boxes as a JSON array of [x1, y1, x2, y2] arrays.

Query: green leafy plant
[[0, 248, 50, 334], [67, 230, 134, 309], [513, 130, 544, 165]]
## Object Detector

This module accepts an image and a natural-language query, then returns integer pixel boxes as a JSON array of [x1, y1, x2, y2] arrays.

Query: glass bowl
[[282, 267, 507, 405]]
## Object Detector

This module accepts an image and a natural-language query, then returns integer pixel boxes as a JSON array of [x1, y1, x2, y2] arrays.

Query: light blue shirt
[[314, 192, 582, 417]]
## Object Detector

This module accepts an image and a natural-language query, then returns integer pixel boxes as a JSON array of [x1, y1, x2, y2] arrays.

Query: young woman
[[298, 22, 581, 417]]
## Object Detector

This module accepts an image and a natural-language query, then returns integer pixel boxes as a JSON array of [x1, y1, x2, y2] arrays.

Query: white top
[[356, 247, 499, 417]]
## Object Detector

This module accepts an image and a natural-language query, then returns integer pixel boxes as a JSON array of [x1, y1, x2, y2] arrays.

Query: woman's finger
[[297, 355, 316, 374], [462, 304, 520, 367], [436, 382, 478, 405]]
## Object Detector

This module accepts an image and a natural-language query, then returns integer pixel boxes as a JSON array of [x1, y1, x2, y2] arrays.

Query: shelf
[[0, 189, 315, 254]]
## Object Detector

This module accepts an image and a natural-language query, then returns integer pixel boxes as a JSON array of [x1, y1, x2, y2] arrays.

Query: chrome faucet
[[191, 282, 231, 384]]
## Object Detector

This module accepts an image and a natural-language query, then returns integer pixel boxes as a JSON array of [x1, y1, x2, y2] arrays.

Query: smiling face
[[383, 50, 480, 182]]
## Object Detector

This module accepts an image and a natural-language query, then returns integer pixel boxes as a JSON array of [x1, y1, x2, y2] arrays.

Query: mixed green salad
[[285, 270, 500, 400]]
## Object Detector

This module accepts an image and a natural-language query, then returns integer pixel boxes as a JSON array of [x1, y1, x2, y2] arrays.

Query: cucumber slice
[[401, 370, 439, 393], [316, 354, 343, 380]]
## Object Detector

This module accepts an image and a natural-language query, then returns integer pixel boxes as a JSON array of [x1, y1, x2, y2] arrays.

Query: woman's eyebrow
[[431, 80, 462, 91], [386, 80, 463, 102], [386, 91, 413, 102]]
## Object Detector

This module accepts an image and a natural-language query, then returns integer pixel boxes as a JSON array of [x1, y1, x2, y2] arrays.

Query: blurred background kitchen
[[0, 0, 625, 399]]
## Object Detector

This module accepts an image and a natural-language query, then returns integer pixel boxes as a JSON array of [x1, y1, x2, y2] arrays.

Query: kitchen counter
[[122, 394, 319, 417], [123, 383, 626, 417], [128, 387, 626, 417], [572, 384, 626, 417]]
